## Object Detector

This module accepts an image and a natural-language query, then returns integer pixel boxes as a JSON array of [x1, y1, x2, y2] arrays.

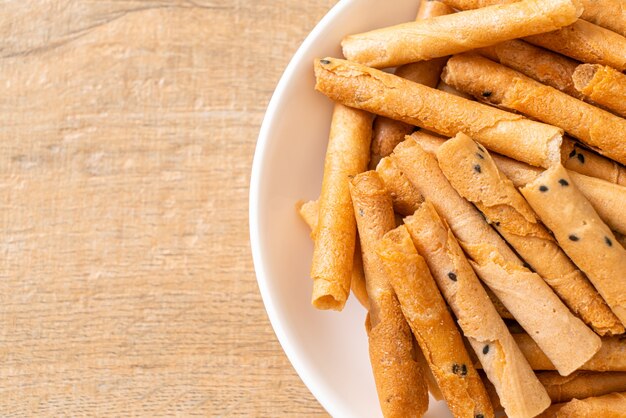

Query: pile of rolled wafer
[[297, 0, 626, 417]]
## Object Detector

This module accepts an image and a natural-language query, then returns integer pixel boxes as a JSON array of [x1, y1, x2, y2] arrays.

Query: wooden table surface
[[0, 1, 336, 416]]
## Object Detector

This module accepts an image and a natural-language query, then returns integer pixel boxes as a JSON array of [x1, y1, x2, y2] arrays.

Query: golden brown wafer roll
[[369, 1, 453, 170], [521, 164, 626, 328], [441, 0, 626, 70], [341, 0, 581, 68], [391, 138, 600, 376], [509, 334, 626, 372], [573, 64, 626, 119], [442, 53, 626, 165], [437, 133, 622, 336], [477, 39, 581, 99], [443, 0, 626, 37], [378, 226, 493, 418], [569, 172, 626, 237], [296, 199, 369, 310], [539, 371, 626, 404], [405, 201, 550, 418], [311, 104, 373, 311], [561, 139, 626, 187], [577, 0, 626, 37], [524, 19, 626, 71], [537, 392, 626, 418], [374, 157, 423, 216], [350, 172, 428, 417], [315, 57, 563, 168]]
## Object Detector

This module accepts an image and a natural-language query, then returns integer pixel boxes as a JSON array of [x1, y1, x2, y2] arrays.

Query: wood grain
[[0, 1, 336, 416]]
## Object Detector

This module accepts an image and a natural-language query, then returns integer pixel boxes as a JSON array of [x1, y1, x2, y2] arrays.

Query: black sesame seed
[[461, 364, 467, 376], [448, 272, 458, 282], [359, 208, 364, 217], [539, 185, 549, 192], [452, 364, 460, 374], [578, 153, 586, 164], [605, 236, 613, 247], [494, 221, 501, 226], [476, 153, 484, 160], [482, 91, 492, 97], [569, 234, 580, 242], [558, 179, 569, 186], [474, 164, 482, 173], [483, 345, 489, 355], [569, 149, 577, 158], [320, 59, 331, 65], [477, 144, 485, 152]]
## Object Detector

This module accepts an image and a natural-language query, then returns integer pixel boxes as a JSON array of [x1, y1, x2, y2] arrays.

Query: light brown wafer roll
[[315, 57, 563, 168], [577, 0, 626, 37], [405, 201, 550, 418], [369, 1, 453, 170], [539, 371, 626, 404], [477, 39, 581, 99], [537, 392, 626, 418], [573, 64, 626, 119], [378, 225, 493, 418], [509, 334, 626, 372], [561, 139, 626, 187], [442, 53, 626, 165], [374, 157, 423, 216], [521, 164, 626, 328], [391, 138, 600, 376], [296, 199, 369, 310], [443, 0, 626, 37], [437, 133, 622, 336], [524, 19, 626, 71], [310, 104, 373, 311], [341, 0, 581, 68], [441, 0, 626, 70], [350, 172, 428, 417]]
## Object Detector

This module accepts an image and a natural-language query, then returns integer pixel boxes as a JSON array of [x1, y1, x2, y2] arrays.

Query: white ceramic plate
[[250, 0, 452, 416]]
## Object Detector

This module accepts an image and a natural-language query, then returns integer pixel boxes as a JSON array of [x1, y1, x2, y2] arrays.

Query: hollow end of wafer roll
[[572, 63, 598, 93]]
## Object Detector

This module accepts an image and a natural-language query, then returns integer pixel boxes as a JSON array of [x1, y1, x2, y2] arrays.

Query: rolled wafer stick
[[341, 0, 581, 68], [350, 172, 428, 417], [374, 157, 423, 216], [442, 0, 626, 37], [561, 139, 626, 187], [391, 138, 600, 376], [405, 201, 550, 418], [442, 53, 626, 165], [477, 39, 581, 99], [539, 372, 626, 404], [410, 131, 626, 239], [483, 371, 626, 410], [377, 226, 493, 418], [297, 200, 369, 310], [437, 81, 473, 99], [310, 104, 373, 311], [369, 0, 453, 170], [314, 57, 563, 168], [501, 334, 626, 372], [437, 133, 622, 336], [573, 64, 626, 119], [524, 19, 626, 71], [521, 164, 626, 328], [441, 0, 626, 70], [537, 392, 626, 418]]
